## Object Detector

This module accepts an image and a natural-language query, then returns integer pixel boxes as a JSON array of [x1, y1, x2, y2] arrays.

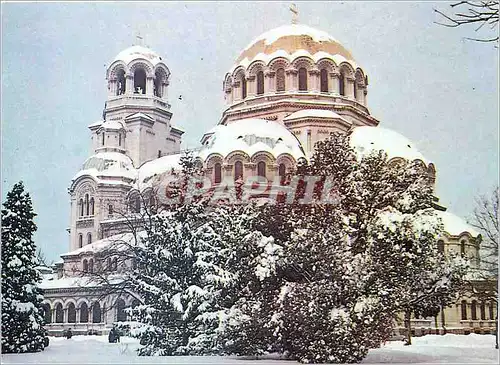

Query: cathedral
[[39, 20, 495, 337]]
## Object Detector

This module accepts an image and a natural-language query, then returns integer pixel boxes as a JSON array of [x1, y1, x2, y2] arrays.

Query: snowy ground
[[2, 334, 498, 364]]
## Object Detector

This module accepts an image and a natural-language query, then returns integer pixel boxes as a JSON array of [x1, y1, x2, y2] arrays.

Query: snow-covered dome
[[137, 154, 182, 188], [199, 119, 306, 161], [113, 45, 163, 66], [435, 211, 480, 237], [233, 23, 356, 71], [349, 126, 429, 165], [73, 152, 136, 182]]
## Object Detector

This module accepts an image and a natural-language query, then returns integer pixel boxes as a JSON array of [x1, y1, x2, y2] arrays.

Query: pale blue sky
[[2, 2, 498, 262]]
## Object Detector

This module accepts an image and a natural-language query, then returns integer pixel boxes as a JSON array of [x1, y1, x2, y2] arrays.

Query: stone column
[[330, 72, 340, 95], [247, 75, 256, 97], [146, 76, 154, 96], [162, 80, 169, 100], [309, 68, 320, 93], [346, 76, 355, 99], [286, 68, 298, 92], [265, 70, 276, 93], [244, 163, 256, 178], [223, 164, 233, 178], [125, 74, 133, 95], [108, 78, 116, 97]]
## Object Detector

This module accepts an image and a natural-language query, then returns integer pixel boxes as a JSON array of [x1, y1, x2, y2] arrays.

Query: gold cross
[[135, 31, 144, 46], [290, 3, 299, 24]]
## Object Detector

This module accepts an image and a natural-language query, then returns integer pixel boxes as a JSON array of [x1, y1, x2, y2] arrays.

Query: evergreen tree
[[1, 181, 47, 353]]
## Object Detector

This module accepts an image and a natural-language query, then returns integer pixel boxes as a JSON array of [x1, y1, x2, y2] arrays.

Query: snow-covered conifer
[[1, 182, 47, 353]]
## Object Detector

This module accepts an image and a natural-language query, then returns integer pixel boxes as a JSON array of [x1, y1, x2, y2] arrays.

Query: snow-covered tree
[[240, 133, 466, 363], [1, 181, 47, 353]]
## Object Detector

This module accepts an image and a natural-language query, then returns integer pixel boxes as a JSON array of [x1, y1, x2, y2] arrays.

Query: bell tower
[[89, 43, 183, 167]]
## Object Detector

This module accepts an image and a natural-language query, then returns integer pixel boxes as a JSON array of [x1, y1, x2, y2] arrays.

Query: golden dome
[[235, 24, 355, 66]]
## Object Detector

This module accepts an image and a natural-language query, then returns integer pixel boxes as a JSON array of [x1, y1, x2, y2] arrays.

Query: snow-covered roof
[[349, 126, 430, 165], [72, 152, 137, 182], [113, 45, 163, 66], [435, 210, 480, 237], [199, 118, 306, 161], [232, 24, 358, 73], [284, 109, 350, 123], [62, 232, 140, 257], [100, 120, 125, 131], [40, 275, 125, 290], [138, 154, 182, 188], [88, 120, 103, 128]]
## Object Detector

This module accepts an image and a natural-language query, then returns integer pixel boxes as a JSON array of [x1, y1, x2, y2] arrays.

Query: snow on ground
[[2, 334, 497, 364]]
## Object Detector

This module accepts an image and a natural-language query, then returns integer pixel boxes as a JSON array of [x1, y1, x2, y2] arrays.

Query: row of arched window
[[460, 300, 496, 321], [79, 194, 95, 217], [82, 257, 120, 273], [213, 162, 287, 184], [114, 68, 166, 97], [78, 233, 92, 248], [41, 299, 140, 324], [238, 67, 353, 100]]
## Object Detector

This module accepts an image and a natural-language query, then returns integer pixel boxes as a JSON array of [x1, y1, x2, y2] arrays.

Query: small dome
[[113, 45, 163, 66], [199, 119, 306, 160], [234, 24, 355, 70], [349, 126, 429, 165], [73, 152, 136, 181]]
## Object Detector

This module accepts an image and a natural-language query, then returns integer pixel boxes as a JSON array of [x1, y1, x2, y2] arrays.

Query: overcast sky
[[2, 1, 498, 262]]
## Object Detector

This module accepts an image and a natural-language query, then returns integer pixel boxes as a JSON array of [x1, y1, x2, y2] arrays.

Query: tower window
[[85, 194, 89, 216], [78, 234, 83, 248], [116, 69, 126, 96], [79, 199, 84, 217], [234, 161, 243, 180], [83, 259, 88, 273], [108, 204, 113, 215], [89, 197, 94, 216], [460, 240, 466, 257], [89, 258, 94, 273], [102, 132, 105, 146], [354, 80, 358, 100], [471, 300, 477, 320], [339, 72, 346, 96], [276, 68, 285, 92], [154, 70, 164, 98], [461, 300, 467, 320], [87, 233, 92, 246], [480, 302, 486, 320], [134, 68, 146, 94], [257, 161, 266, 178], [119, 134, 122, 146], [278, 163, 286, 184], [214, 163, 222, 184], [241, 75, 247, 99], [489, 302, 495, 319], [256, 71, 264, 95], [320, 69, 329, 93], [298, 68, 308, 91], [158, 150, 162, 158]]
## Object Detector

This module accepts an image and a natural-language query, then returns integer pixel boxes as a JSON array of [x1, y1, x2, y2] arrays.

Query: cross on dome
[[290, 3, 299, 24]]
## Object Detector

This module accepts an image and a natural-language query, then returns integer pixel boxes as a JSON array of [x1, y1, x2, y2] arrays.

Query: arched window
[[42, 303, 51, 324], [276, 68, 286, 92], [278, 163, 286, 184], [154, 71, 164, 98], [437, 240, 445, 254], [134, 68, 146, 94], [489, 302, 495, 319], [234, 161, 243, 180], [480, 302, 486, 320], [112, 257, 118, 271], [158, 150, 162, 158], [339, 72, 345, 96], [108, 204, 113, 215], [256, 71, 264, 95], [79, 199, 84, 217], [89, 197, 94, 216], [257, 161, 266, 178], [116, 69, 126, 96], [116, 299, 127, 322], [83, 259, 88, 273], [78, 234, 83, 248], [298, 68, 307, 91], [85, 194, 89, 216], [118, 134, 122, 146], [92, 302, 101, 323], [102, 132, 105, 146], [134, 196, 141, 213], [214, 163, 222, 184], [460, 240, 466, 257], [471, 300, 477, 320], [55, 303, 63, 323], [241, 75, 247, 99], [67, 303, 76, 323], [320, 69, 329, 92], [87, 233, 92, 246], [89, 258, 94, 273], [80, 302, 89, 323], [353, 80, 358, 100], [107, 258, 112, 271], [461, 300, 467, 320]]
